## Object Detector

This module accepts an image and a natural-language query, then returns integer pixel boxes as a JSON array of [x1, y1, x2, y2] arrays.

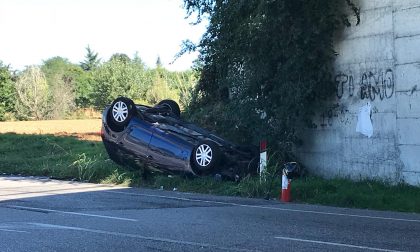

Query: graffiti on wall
[[316, 68, 393, 128], [335, 69, 394, 101], [319, 103, 351, 128]]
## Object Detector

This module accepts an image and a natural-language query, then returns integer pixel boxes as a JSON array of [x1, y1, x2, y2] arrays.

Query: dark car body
[[101, 98, 259, 180]]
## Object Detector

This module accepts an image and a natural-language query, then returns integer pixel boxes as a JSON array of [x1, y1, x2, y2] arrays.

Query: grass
[[292, 176, 420, 212], [1, 133, 420, 213], [0, 133, 130, 184]]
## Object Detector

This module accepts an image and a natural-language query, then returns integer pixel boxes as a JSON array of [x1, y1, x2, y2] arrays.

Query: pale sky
[[0, 0, 206, 71]]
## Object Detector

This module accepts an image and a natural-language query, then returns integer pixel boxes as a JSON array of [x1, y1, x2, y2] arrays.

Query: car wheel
[[192, 141, 221, 175], [158, 99, 181, 117], [107, 97, 135, 132]]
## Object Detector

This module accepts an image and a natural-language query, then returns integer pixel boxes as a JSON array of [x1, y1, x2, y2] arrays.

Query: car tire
[[158, 99, 181, 117], [107, 97, 135, 132], [192, 141, 221, 175]]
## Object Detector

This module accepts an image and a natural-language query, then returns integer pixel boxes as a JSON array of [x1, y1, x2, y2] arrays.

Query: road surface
[[0, 176, 419, 251]]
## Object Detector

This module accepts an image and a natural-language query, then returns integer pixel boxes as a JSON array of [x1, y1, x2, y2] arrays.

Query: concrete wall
[[296, 0, 420, 185]]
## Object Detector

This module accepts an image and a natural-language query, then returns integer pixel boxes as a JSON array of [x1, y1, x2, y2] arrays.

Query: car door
[[122, 118, 154, 162], [148, 125, 191, 172]]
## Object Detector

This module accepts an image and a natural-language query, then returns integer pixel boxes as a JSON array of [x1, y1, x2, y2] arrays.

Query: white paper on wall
[[356, 102, 373, 138]]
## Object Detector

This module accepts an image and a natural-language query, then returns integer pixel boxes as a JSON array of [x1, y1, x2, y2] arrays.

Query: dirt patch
[[55, 132, 102, 141], [0, 119, 102, 141]]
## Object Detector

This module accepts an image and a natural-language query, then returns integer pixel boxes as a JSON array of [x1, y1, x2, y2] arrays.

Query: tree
[[80, 45, 100, 71], [159, 70, 197, 109], [0, 62, 15, 121], [109, 53, 131, 64], [43, 56, 94, 109], [145, 68, 179, 105], [73, 70, 94, 108], [172, 71, 197, 109], [41, 57, 79, 118], [90, 58, 150, 108], [183, 0, 360, 151], [133, 51, 145, 66], [15, 66, 50, 120], [156, 56, 162, 68]]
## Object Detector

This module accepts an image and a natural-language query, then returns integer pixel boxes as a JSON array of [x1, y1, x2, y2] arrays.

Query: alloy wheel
[[195, 144, 213, 167], [112, 101, 128, 122]]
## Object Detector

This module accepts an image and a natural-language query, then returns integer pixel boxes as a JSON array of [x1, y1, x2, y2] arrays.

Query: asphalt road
[[0, 176, 419, 252]]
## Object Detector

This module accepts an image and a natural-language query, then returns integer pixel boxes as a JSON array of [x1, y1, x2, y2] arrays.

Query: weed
[[71, 153, 97, 182], [101, 169, 132, 186]]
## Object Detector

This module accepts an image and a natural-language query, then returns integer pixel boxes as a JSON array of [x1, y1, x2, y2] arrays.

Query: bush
[[183, 0, 360, 151]]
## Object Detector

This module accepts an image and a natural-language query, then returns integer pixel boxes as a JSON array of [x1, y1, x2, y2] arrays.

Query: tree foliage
[[145, 67, 179, 105], [0, 49, 197, 120], [80, 45, 100, 71], [156, 56, 162, 67], [169, 70, 197, 109], [183, 0, 360, 152], [15, 66, 50, 120], [0, 62, 15, 121], [90, 57, 150, 108], [42, 57, 78, 117], [109, 53, 131, 64], [42, 56, 94, 109]]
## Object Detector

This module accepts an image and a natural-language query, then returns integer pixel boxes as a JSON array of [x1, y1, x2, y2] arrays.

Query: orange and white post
[[281, 171, 292, 202]]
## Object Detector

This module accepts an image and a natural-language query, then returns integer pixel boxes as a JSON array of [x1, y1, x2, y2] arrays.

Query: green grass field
[[0, 133, 129, 184], [1, 133, 419, 213]]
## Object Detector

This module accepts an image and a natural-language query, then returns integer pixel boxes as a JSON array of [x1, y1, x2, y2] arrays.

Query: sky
[[0, 0, 207, 71]]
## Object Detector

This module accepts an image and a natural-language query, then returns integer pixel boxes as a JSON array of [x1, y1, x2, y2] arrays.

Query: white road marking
[[0, 228, 30, 233], [106, 191, 420, 224], [7, 205, 137, 222], [275, 236, 403, 252], [29, 223, 259, 252]]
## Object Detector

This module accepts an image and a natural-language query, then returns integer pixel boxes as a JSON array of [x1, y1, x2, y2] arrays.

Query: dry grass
[[0, 119, 102, 141]]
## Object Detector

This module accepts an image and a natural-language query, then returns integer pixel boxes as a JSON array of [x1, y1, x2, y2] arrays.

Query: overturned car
[[101, 97, 259, 180]]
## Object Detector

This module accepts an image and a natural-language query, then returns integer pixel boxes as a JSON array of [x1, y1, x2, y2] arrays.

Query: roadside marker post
[[280, 162, 299, 202], [280, 173, 292, 202], [259, 140, 267, 177]]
